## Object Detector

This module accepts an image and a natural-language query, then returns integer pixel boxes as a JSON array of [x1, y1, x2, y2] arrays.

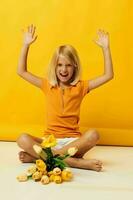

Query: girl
[[17, 24, 114, 172]]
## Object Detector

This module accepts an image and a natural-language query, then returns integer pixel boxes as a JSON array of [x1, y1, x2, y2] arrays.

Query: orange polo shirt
[[41, 79, 89, 138]]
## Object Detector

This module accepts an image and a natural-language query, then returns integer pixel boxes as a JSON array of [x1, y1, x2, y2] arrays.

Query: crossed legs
[[17, 129, 102, 171]]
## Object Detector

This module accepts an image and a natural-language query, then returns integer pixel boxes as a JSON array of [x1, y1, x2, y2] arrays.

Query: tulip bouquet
[[17, 134, 78, 184]]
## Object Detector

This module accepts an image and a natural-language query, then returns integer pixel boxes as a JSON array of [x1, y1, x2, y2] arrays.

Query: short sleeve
[[81, 80, 90, 97], [40, 78, 48, 93]]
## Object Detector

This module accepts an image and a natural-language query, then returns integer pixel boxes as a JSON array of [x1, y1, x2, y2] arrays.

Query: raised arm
[[89, 30, 114, 91], [17, 24, 43, 88]]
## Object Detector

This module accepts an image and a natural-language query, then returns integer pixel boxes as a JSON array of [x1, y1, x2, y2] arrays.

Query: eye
[[66, 64, 73, 67], [57, 63, 62, 67]]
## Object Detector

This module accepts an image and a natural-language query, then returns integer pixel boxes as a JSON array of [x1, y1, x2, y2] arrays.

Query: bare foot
[[65, 157, 102, 172], [18, 151, 36, 163], [83, 159, 102, 172]]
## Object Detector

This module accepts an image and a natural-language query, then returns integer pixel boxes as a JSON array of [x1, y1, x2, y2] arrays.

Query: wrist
[[23, 43, 30, 48], [102, 46, 110, 51]]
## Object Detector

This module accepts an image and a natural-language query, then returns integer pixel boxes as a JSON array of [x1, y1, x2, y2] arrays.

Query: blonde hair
[[47, 45, 82, 86]]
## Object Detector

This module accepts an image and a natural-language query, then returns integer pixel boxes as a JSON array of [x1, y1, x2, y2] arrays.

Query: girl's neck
[[59, 82, 71, 88]]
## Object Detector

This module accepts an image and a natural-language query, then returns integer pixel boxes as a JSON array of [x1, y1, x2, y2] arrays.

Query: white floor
[[1, 142, 133, 200]]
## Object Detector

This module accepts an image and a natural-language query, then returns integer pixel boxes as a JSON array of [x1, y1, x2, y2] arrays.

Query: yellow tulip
[[33, 145, 47, 160], [48, 171, 53, 176], [53, 167, 62, 175], [53, 175, 62, 184], [26, 165, 37, 176], [41, 134, 57, 148], [41, 175, 50, 184], [36, 159, 47, 172], [17, 173, 28, 182], [49, 174, 55, 182], [61, 169, 73, 181], [67, 147, 78, 156], [33, 144, 42, 154], [32, 171, 42, 181], [43, 170, 48, 175]]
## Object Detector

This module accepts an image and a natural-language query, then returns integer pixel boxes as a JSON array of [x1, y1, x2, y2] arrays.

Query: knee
[[16, 133, 30, 148], [84, 129, 100, 142]]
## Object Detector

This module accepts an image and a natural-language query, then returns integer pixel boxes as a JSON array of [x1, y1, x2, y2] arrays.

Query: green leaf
[[53, 158, 69, 169], [44, 148, 53, 158]]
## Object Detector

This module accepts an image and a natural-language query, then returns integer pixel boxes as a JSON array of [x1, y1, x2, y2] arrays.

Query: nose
[[62, 65, 67, 72]]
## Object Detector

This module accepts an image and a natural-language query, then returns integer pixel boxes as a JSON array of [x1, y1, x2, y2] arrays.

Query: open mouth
[[59, 73, 68, 77]]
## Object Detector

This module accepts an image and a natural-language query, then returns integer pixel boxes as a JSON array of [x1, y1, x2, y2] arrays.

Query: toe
[[96, 166, 102, 172], [96, 160, 102, 166], [98, 161, 103, 165], [19, 151, 23, 156], [18, 151, 25, 161]]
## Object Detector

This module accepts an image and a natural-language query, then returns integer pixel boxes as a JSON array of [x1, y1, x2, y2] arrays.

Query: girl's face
[[56, 55, 75, 86]]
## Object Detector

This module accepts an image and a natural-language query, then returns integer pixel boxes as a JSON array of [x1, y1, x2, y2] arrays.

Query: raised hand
[[94, 29, 109, 49], [23, 24, 37, 46]]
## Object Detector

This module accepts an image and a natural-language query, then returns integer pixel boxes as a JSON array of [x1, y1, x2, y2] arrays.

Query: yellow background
[[0, 0, 132, 145]]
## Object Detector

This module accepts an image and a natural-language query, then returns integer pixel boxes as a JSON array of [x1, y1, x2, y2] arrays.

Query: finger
[[97, 30, 103, 40], [29, 24, 33, 33], [100, 30, 105, 38], [97, 29, 102, 36], [101, 29, 105, 34], [100, 29, 106, 37], [103, 30, 107, 37], [32, 35, 38, 42], [31, 26, 36, 37], [106, 31, 109, 37], [102, 30, 109, 37], [93, 39, 101, 46]]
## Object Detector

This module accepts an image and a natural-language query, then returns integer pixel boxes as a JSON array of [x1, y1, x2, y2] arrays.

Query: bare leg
[[55, 129, 102, 171], [17, 133, 43, 163], [17, 129, 102, 171], [17, 133, 60, 163]]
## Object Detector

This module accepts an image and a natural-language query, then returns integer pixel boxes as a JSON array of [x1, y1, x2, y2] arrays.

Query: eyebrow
[[57, 63, 72, 65]]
